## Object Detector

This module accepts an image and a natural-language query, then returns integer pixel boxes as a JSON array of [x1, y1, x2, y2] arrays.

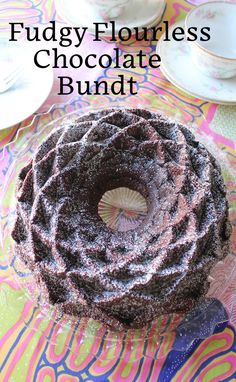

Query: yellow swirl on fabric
[[173, 327, 235, 382], [197, 352, 236, 382]]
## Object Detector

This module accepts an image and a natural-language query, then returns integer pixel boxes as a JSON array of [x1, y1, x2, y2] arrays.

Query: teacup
[[89, 0, 130, 20], [185, 1, 236, 79]]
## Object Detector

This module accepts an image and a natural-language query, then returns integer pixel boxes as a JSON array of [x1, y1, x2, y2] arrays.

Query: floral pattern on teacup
[[195, 9, 218, 19], [191, 44, 236, 79], [89, 0, 129, 19]]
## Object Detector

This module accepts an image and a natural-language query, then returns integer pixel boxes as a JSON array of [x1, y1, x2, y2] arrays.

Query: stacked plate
[[157, 18, 236, 105], [55, 0, 166, 36], [0, 39, 53, 130]]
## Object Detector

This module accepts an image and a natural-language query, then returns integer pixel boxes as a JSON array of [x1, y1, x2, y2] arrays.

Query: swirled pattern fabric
[[0, 0, 236, 381]]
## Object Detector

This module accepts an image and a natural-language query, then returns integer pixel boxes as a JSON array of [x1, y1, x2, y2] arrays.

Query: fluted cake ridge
[[12, 108, 231, 330]]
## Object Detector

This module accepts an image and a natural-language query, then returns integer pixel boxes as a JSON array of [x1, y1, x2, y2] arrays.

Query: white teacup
[[89, 0, 130, 20], [185, 1, 236, 79]]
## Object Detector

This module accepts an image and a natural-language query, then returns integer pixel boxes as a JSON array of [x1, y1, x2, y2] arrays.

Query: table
[[0, 1, 236, 381]]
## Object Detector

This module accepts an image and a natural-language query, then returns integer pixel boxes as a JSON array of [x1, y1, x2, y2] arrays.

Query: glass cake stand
[[0, 97, 235, 360]]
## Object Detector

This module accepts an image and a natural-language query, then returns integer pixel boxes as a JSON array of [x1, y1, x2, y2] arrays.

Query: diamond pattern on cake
[[12, 108, 231, 330]]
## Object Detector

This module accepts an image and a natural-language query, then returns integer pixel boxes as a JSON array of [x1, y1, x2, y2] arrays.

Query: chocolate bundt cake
[[12, 108, 231, 330]]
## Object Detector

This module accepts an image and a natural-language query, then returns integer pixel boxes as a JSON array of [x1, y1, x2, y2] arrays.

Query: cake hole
[[98, 187, 148, 232]]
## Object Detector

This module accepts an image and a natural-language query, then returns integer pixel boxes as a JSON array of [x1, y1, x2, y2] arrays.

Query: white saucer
[[55, 0, 166, 36], [157, 21, 236, 105], [0, 40, 54, 130]]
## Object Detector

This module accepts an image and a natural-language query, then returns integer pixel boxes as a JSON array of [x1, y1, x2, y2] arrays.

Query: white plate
[[157, 21, 236, 105], [55, 0, 166, 35], [0, 39, 54, 130]]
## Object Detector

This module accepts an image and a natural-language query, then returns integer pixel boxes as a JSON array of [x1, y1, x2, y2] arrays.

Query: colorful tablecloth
[[0, 1, 236, 381]]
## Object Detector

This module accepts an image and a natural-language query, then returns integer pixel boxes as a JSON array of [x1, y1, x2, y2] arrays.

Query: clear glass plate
[[0, 97, 235, 360]]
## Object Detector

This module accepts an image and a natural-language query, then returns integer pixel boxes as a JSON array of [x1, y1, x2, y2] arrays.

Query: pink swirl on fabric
[[47, 320, 75, 363], [0, 131, 17, 153], [0, 4, 41, 31], [2, 315, 44, 382], [135, 357, 153, 382], [26, 313, 57, 382], [109, 328, 148, 381], [0, 276, 21, 290], [58, 375, 80, 382], [0, 300, 33, 349], [201, 120, 235, 149], [144, 315, 176, 359], [109, 359, 141, 382], [0, 0, 34, 12], [174, 328, 234, 382], [170, 2, 192, 24], [197, 352, 236, 382], [37, 366, 56, 382], [116, 37, 153, 54], [88, 331, 124, 376], [67, 320, 106, 372], [147, 332, 178, 382], [38, 0, 56, 22]]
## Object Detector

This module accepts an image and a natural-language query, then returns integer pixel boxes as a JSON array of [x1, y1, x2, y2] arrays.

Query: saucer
[[0, 39, 54, 130], [55, 0, 166, 36], [157, 21, 236, 105]]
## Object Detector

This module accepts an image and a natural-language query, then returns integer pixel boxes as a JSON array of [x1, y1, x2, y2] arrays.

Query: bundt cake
[[12, 108, 231, 330]]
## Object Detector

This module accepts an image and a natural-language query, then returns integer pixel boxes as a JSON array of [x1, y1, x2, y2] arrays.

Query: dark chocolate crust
[[12, 108, 231, 330]]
